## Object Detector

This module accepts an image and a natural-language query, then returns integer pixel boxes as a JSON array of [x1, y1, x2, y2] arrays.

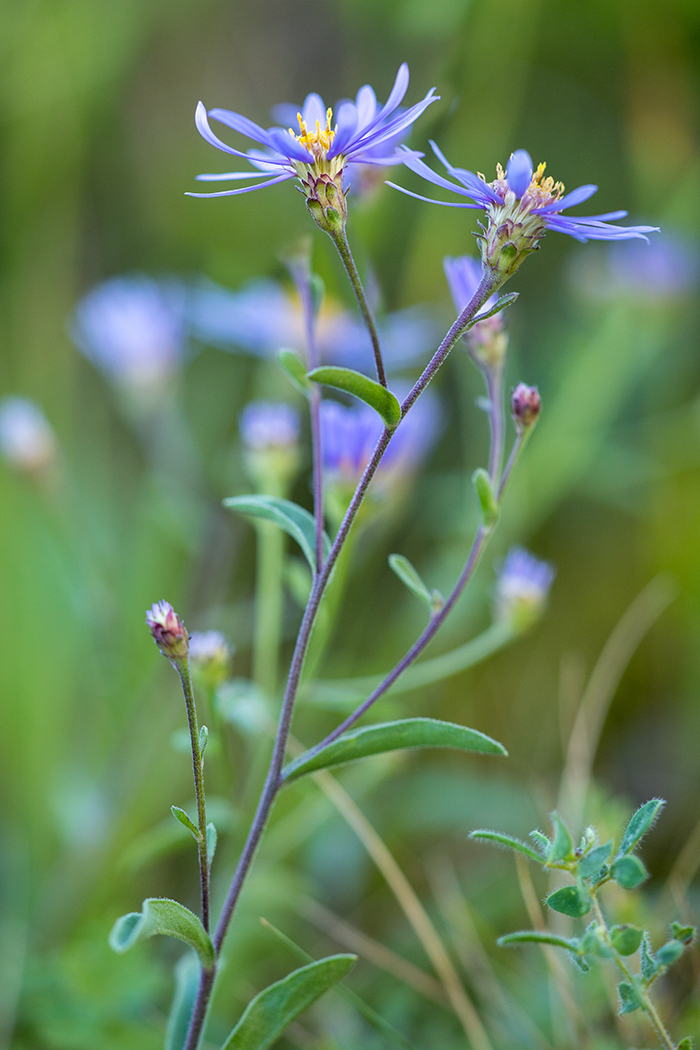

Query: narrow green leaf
[[545, 885, 591, 918], [388, 554, 435, 611], [220, 955, 356, 1050], [617, 798, 665, 858], [171, 806, 199, 840], [465, 292, 519, 331], [529, 830, 551, 857], [277, 348, 310, 395], [610, 925, 643, 956], [224, 495, 330, 573], [260, 919, 418, 1050], [199, 725, 208, 755], [655, 939, 685, 967], [469, 830, 542, 863], [611, 854, 648, 889], [618, 980, 642, 1015], [282, 718, 507, 783], [547, 812, 574, 864], [640, 932, 658, 982], [206, 822, 217, 867], [497, 930, 580, 952], [108, 898, 214, 968], [472, 468, 499, 528], [307, 366, 402, 428], [166, 952, 200, 1050], [578, 841, 613, 879]]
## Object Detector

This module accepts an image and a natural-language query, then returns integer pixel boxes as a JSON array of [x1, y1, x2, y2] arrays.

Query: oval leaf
[[221, 954, 356, 1050], [610, 925, 643, 956], [497, 930, 580, 952], [166, 952, 201, 1050], [224, 495, 330, 573], [277, 348, 310, 395], [618, 980, 642, 1015], [578, 840, 613, 879], [545, 885, 591, 918], [617, 798, 665, 858], [108, 897, 214, 968], [611, 854, 648, 889], [171, 805, 199, 840], [282, 718, 507, 783], [469, 830, 543, 863], [307, 367, 401, 428], [388, 554, 434, 611]]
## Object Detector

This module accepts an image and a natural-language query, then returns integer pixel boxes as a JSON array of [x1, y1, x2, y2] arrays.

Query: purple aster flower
[[389, 145, 658, 282], [443, 255, 507, 364], [239, 401, 301, 450], [321, 385, 440, 488], [0, 397, 56, 473], [187, 277, 438, 373], [571, 231, 699, 301], [494, 547, 555, 631], [72, 276, 186, 391], [187, 64, 438, 230], [189, 630, 232, 687]]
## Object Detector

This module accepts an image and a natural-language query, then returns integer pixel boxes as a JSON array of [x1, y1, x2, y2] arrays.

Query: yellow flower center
[[291, 108, 336, 158], [489, 160, 565, 211]]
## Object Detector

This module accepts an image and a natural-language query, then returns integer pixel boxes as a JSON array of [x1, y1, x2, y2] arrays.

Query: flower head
[[73, 276, 186, 392], [146, 600, 189, 663], [189, 630, 232, 688], [443, 255, 507, 366], [188, 64, 438, 230], [510, 383, 541, 430], [0, 397, 56, 474], [494, 548, 555, 632], [187, 277, 438, 374], [239, 401, 300, 450], [389, 145, 658, 282]]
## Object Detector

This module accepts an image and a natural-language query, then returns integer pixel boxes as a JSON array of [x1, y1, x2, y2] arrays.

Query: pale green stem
[[177, 660, 210, 934]]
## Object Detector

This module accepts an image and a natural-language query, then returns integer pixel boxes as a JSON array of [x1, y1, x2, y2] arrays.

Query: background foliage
[[0, 0, 698, 1046]]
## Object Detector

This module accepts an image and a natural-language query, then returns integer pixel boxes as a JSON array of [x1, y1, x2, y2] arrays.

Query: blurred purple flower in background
[[187, 278, 438, 373], [570, 231, 700, 300], [390, 145, 657, 243], [0, 397, 57, 473], [188, 63, 438, 199], [72, 276, 186, 391], [239, 401, 301, 450], [494, 547, 555, 631], [321, 385, 440, 487], [443, 255, 506, 352]]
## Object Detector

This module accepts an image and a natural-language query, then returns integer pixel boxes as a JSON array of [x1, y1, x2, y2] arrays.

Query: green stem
[[329, 226, 387, 387], [177, 660, 210, 934], [591, 896, 676, 1050]]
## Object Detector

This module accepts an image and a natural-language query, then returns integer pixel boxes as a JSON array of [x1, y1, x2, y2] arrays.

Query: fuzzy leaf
[[548, 812, 574, 864], [277, 348, 310, 395], [171, 806, 199, 840], [307, 367, 401, 428], [671, 922, 696, 945], [640, 932, 658, 982], [610, 924, 643, 956], [206, 822, 217, 867], [466, 292, 519, 330], [224, 495, 330, 573], [472, 468, 499, 528], [617, 798, 665, 858], [545, 885, 591, 918], [199, 725, 208, 754], [578, 841, 613, 879], [677, 1038, 693, 1050], [166, 952, 200, 1050], [618, 981, 643, 1015], [220, 955, 356, 1050], [656, 939, 685, 967], [109, 898, 214, 967], [497, 930, 579, 952], [282, 718, 507, 782], [611, 854, 649, 889], [388, 554, 435, 611], [529, 830, 551, 856], [469, 830, 542, 863]]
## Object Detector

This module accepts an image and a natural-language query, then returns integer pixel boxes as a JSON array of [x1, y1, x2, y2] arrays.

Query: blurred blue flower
[[0, 396, 56, 473], [443, 255, 506, 356], [495, 547, 555, 631], [188, 63, 438, 199], [187, 277, 438, 373], [389, 145, 658, 243], [239, 401, 301, 450], [321, 385, 440, 487], [72, 276, 186, 390]]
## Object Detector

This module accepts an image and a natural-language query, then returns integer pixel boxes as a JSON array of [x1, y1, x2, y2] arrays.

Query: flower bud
[[146, 600, 189, 663], [303, 172, 348, 235], [0, 397, 57, 474], [189, 630, 232, 689], [511, 383, 541, 430]]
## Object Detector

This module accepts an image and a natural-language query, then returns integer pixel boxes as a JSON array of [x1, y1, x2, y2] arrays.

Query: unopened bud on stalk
[[146, 601, 189, 663], [189, 630, 232, 689], [511, 383, 541, 430]]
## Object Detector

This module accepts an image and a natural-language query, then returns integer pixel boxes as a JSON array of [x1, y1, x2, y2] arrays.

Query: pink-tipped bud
[[146, 600, 189, 662], [511, 383, 541, 429]]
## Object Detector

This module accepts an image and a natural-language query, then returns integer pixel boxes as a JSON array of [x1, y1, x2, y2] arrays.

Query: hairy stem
[[328, 227, 388, 387], [177, 662, 210, 933]]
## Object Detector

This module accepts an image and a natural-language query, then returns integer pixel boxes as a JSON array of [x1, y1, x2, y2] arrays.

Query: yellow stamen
[[290, 106, 336, 155]]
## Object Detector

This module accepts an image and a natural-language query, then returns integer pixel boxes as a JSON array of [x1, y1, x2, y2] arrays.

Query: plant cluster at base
[[472, 799, 695, 1050]]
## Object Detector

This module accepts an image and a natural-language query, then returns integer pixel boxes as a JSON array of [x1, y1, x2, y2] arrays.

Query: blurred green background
[[1, 0, 699, 1047]]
